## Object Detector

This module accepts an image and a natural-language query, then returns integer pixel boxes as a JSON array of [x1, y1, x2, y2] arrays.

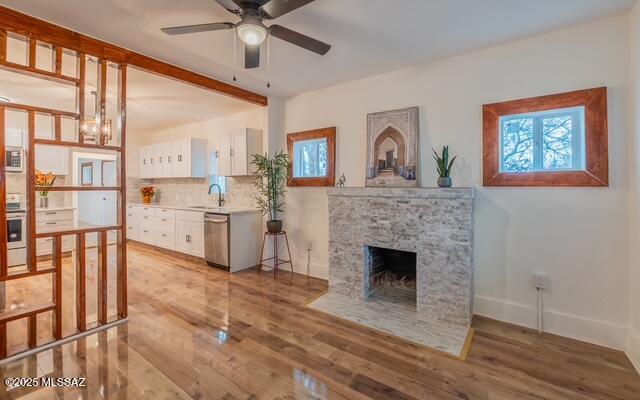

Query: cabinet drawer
[[36, 237, 54, 255], [138, 227, 154, 244], [153, 216, 175, 232], [126, 214, 139, 226], [127, 205, 141, 215], [126, 225, 138, 241], [37, 210, 73, 222], [139, 206, 156, 216], [155, 208, 176, 219], [175, 210, 204, 223], [153, 231, 175, 250], [138, 214, 154, 226], [36, 220, 73, 233]]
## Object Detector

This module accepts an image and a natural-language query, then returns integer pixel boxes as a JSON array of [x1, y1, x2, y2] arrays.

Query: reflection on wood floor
[[1, 241, 639, 399]]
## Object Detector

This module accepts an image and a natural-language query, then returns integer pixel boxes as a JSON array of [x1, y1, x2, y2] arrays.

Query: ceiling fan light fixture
[[236, 21, 267, 46]]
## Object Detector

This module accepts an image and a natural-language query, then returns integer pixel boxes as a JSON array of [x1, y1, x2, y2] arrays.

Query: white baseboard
[[474, 295, 628, 350], [628, 328, 640, 373], [292, 259, 328, 280]]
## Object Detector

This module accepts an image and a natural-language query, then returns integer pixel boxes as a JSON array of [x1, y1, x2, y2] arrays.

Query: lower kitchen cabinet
[[176, 220, 205, 257], [127, 204, 204, 257]]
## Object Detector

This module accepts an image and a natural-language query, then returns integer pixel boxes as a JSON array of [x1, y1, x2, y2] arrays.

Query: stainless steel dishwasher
[[204, 213, 230, 270]]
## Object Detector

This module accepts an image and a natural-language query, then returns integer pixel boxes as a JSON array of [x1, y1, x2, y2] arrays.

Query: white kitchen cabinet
[[36, 209, 75, 256], [175, 210, 205, 257], [138, 138, 206, 179], [216, 128, 262, 176], [36, 145, 69, 175]]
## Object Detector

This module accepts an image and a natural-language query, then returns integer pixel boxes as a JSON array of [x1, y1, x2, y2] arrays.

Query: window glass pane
[[501, 117, 534, 172], [543, 115, 573, 170], [293, 138, 328, 178]]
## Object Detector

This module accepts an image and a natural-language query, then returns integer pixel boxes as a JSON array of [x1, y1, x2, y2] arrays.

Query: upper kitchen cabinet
[[217, 128, 262, 176], [139, 138, 207, 179]]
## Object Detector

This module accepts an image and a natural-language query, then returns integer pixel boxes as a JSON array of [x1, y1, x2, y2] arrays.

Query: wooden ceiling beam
[[0, 6, 268, 106]]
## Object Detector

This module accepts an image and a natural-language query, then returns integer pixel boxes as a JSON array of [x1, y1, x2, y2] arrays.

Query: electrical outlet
[[305, 240, 313, 251], [533, 272, 547, 290]]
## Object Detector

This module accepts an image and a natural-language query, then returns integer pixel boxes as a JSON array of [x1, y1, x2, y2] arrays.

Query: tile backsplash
[[126, 176, 258, 209], [6, 173, 69, 208]]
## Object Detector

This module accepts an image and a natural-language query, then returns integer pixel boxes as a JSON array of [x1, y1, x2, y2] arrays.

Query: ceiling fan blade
[[245, 44, 260, 68], [214, 0, 242, 13], [269, 24, 331, 55], [161, 22, 234, 35], [260, 0, 315, 19]]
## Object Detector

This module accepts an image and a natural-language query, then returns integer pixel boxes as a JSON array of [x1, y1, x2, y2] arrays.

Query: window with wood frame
[[482, 87, 608, 187], [287, 127, 336, 186]]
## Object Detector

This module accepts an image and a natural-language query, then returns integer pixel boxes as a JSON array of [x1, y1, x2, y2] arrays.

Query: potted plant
[[140, 186, 155, 204], [251, 151, 290, 233], [433, 146, 457, 187], [35, 170, 56, 208]]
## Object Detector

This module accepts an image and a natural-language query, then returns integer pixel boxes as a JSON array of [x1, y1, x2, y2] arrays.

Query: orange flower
[[35, 170, 56, 197]]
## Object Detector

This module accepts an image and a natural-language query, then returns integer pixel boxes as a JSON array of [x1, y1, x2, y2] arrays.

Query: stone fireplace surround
[[308, 187, 474, 356], [328, 187, 474, 326]]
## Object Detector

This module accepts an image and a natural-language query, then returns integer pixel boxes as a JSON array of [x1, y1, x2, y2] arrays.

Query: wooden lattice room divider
[[0, 5, 266, 360], [0, 31, 128, 359]]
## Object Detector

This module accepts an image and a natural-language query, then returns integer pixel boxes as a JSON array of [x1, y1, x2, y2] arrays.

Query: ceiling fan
[[161, 0, 331, 69]]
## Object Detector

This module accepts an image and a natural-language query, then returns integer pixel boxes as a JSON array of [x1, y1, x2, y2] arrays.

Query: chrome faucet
[[208, 183, 224, 207]]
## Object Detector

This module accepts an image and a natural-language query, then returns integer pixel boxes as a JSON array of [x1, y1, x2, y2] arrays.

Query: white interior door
[[101, 161, 117, 226]]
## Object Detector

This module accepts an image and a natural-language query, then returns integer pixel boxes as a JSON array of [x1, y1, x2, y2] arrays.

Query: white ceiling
[[0, 0, 636, 97]]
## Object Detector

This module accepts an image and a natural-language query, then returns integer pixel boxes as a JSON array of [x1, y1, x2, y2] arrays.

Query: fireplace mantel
[[327, 187, 474, 199]]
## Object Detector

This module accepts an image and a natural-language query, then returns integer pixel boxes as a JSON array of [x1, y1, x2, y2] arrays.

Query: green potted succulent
[[433, 146, 457, 187], [251, 151, 290, 233]]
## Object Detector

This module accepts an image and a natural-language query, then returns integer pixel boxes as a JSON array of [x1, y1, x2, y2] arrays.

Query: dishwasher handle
[[204, 214, 229, 223]]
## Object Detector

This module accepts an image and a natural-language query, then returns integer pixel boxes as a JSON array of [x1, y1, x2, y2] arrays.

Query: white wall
[[283, 15, 631, 349], [628, 2, 640, 371]]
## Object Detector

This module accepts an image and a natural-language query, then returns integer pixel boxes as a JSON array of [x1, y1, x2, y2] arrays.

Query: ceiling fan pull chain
[[267, 34, 271, 88], [233, 29, 237, 81]]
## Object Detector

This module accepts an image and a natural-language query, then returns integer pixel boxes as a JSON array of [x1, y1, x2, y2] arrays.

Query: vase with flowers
[[140, 186, 155, 204], [35, 170, 56, 208]]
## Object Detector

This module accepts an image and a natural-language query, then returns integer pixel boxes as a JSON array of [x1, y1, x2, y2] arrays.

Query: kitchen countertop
[[36, 207, 77, 212], [127, 203, 260, 215]]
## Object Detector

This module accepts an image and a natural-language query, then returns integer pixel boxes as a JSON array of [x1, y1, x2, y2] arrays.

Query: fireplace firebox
[[364, 245, 417, 306]]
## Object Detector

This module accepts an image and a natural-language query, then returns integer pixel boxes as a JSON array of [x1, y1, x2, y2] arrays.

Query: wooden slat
[[0, 105, 6, 276], [52, 236, 62, 339], [35, 225, 121, 239], [28, 315, 37, 348], [0, 267, 55, 282], [117, 65, 127, 318], [76, 233, 86, 332], [53, 114, 61, 141], [0, 6, 267, 106], [54, 45, 62, 74], [4, 101, 78, 118], [0, 60, 79, 86], [35, 138, 121, 152], [28, 37, 35, 68], [97, 231, 108, 325], [27, 110, 36, 272], [35, 186, 120, 191], [0, 323, 6, 359], [0, 28, 6, 61], [0, 302, 55, 324]]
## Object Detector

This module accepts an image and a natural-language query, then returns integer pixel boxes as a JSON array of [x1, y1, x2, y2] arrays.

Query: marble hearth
[[308, 187, 474, 357]]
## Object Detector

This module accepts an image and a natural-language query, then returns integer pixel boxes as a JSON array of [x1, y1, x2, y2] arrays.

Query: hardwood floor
[[1, 241, 639, 399]]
